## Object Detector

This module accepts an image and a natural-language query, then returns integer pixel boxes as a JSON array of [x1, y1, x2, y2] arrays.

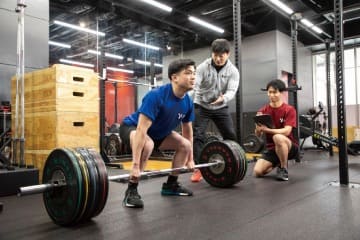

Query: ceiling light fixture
[[135, 59, 163, 67], [166, 44, 171, 51], [105, 52, 124, 60], [87, 49, 101, 55], [48, 40, 71, 48], [54, 20, 105, 36], [300, 18, 324, 34], [106, 66, 134, 74], [123, 38, 160, 51], [267, 0, 294, 15], [59, 59, 94, 68], [87, 50, 124, 60], [311, 25, 323, 34], [188, 16, 224, 34], [264, 0, 326, 37], [139, 0, 172, 12], [300, 18, 314, 28]]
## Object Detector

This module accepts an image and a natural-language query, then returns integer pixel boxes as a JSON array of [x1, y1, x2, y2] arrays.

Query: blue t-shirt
[[122, 83, 195, 140]]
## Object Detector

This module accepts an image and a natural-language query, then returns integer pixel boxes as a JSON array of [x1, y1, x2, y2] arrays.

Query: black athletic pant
[[193, 104, 237, 163]]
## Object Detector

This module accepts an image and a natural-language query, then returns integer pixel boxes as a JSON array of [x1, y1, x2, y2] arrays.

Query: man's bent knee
[[253, 168, 264, 177]]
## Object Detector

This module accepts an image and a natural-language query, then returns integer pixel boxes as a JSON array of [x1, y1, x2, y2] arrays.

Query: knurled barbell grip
[[108, 161, 222, 181]]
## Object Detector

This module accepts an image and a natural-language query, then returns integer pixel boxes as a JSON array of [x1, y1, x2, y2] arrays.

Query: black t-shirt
[[211, 59, 227, 73]]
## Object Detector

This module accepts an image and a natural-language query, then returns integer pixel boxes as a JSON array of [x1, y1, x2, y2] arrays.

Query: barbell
[[202, 133, 265, 154], [18, 140, 248, 226], [243, 134, 265, 153]]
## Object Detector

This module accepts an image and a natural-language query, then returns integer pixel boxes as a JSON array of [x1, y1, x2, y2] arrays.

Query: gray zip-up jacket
[[192, 58, 240, 110]]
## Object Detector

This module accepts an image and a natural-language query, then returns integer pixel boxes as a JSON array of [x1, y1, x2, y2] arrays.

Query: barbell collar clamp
[[243, 142, 254, 147]]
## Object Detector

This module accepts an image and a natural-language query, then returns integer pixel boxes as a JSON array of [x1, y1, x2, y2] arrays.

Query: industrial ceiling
[[49, 0, 360, 77]]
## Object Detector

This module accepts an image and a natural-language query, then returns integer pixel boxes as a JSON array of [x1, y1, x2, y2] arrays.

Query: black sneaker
[[276, 167, 289, 181], [161, 182, 193, 196], [123, 188, 144, 208]]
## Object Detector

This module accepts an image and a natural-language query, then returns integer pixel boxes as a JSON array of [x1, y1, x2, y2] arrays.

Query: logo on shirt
[[178, 113, 186, 120], [280, 118, 285, 124]]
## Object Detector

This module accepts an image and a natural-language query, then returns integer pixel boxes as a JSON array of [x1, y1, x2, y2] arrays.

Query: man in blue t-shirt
[[120, 59, 196, 208]]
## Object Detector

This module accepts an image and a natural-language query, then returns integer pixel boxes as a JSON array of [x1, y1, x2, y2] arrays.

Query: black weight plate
[[231, 141, 248, 182], [229, 140, 248, 183], [312, 136, 321, 146], [224, 140, 242, 184], [108, 123, 121, 133], [238, 144, 248, 181], [42, 148, 85, 226], [67, 148, 90, 225], [87, 149, 109, 218], [199, 140, 241, 188], [74, 148, 99, 223], [243, 134, 264, 153], [205, 133, 222, 144], [299, 115, 312, 138], [105, 133, 122, 156]]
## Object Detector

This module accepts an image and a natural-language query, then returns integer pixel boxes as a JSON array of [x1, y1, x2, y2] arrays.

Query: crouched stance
[[253, 79, 298, 181], [119, 59, 196, 208]]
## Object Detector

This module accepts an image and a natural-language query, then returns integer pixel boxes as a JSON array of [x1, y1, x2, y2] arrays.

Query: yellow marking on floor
[[246, 153, 262, 159], [110, 153, 261, 171], [114, 159, 172, 171]]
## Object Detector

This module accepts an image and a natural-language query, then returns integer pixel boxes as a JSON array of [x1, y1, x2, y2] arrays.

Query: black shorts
[[119, 123, 165, 150], [261, 144, 298, 167]]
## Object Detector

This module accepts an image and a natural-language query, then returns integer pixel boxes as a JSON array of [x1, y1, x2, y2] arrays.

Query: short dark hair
[[211, 39, 230, 54], [168, 59, 196, 80], [266, 79, 287, 92]]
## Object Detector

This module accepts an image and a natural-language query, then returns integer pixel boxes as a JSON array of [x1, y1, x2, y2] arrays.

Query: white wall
[[276, 31, 313, 114], [331, 105, 360, 126], [242, 31, 278, 112]]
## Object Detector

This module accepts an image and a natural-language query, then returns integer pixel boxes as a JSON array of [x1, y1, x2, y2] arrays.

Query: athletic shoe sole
[[123, 201, 144, 208], [161, 190, 192, 196]]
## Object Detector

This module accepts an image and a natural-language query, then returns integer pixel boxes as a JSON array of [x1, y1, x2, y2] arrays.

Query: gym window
[[313, 47, 360, 107]]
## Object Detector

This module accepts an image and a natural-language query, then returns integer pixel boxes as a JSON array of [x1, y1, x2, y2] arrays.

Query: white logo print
[[178, 113, 186, 120], [280, 118, 285, 124]]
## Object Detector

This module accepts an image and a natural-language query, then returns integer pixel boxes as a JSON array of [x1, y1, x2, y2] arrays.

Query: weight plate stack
[[74, 148, 100, 223], [199, 140, 241, 188], [226, 140, 243, 184], [105, 134, 122, 156], [42, 148, 87, 226], [87, 148, 109, 218], [230, 141, 248, 182]]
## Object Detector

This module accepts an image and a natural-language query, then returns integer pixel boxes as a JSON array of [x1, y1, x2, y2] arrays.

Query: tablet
[[253, 114, 274, 128]]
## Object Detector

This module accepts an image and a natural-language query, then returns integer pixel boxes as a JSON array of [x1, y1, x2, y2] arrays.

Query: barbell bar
[[107, 161, 222, 181], [106, 77, 156, 88], [17, 140, 248, 226], [19, 161, 222, 196], [203, 133, 265, 154]]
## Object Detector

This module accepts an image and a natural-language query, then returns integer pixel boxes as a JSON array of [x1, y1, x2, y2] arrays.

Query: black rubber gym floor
[[1, 150, 360, 240]]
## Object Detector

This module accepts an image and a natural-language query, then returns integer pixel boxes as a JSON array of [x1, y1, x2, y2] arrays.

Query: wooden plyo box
[[11, 64, 99, 113], [11, 64, 100, 180], [24, 111, 100, 150]]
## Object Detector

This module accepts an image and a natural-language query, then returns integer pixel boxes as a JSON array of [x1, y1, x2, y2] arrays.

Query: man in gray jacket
[[191, 38, 240, 182]]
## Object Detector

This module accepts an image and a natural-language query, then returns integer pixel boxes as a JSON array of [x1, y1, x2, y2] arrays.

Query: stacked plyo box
[[11, 64, 99, 180]]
